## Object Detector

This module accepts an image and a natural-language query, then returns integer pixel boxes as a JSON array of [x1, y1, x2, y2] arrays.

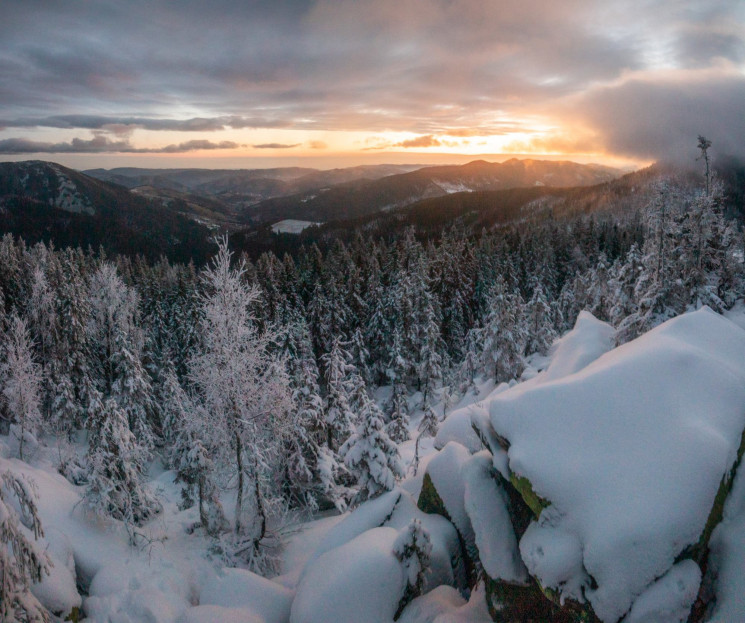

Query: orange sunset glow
[[1, 1, 743, 169]]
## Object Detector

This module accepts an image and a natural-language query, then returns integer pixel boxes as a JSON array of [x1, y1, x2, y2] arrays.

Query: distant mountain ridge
[[84, 163, 429, 214], [0, 160, 214, 262], [244, 158, 620, 225], [1, 157, 629, 262]]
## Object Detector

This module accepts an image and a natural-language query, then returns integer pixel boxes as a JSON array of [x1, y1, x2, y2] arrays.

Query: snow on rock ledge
[[290, 527, 404, 623], [488, 308, 745, 622]]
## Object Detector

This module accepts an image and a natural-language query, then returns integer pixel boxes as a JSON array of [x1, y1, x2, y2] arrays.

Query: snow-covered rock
[[707, 456, 745, 622], [623, 560, 701, 623], [291, 527, 405, 623], [462, 451, 526, 584], [177, 605, 264, 623], [30, 527, 81, 617], [488, 308, 745, 622], [199, 568, 293, 623], [397, 585, 466, 623], [434, 406, 483, 454], [538, 310, 615, 383], [302, 487, 461, 594], [420, 442, 474, 548]]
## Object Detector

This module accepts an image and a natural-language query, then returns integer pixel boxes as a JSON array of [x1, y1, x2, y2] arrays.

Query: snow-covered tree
[[393, 519, 432, 617], [2, 316, 43, 460], [417, 300, 444, 409], [0, 471, 51, 623], [84, 395, 160, 544], [479, 278, 527, 383], [341, 391, 403, 505], [411, 405, 439, 476], [523, 283, 556, 357], [321, 337, 357, 452], [173, 419, 227, 536], [189, 237, 292, 542]]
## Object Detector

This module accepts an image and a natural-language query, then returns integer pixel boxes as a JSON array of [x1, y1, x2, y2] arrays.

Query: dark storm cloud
[[0, 136, 241, 154], [575, 71, 745, 162], [1, 0, 744, 158]]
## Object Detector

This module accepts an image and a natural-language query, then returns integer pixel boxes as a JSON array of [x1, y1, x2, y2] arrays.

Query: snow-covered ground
[[5, 306, 745, 622]]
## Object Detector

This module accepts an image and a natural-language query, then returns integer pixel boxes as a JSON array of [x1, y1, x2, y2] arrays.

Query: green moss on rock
[[485, 575, 600, 623], [417, 472, 450, 519], [509, 473, 549, 518]]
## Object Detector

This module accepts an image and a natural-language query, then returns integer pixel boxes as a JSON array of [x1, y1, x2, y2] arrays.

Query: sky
[[1, 0, 744, 170]]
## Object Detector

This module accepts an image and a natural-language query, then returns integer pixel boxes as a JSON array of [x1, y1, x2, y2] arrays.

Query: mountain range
[[0, 158, 637, 262]]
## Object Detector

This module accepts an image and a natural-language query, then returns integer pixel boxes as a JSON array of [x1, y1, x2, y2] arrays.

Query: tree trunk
[[235, 432, 243, 534], [253, 453, 267, 544], [198, 474, 207, 530]]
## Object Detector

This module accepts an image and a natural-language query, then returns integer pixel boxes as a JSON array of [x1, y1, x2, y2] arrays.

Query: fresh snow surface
[[298, 487, 460, 594], [398, 585, 466, 623], [423, 442, 474, 548], [199, 567, 293, 622], [177, 605, 264, 623], [434, 406, 483, 453], [462, 451, 527, 583], [270, 219, 319, 234], [623, 560, 701, 623], [488, 308, 745, 622], [290, 527, 405, 623], [537, 311, 615, 384]]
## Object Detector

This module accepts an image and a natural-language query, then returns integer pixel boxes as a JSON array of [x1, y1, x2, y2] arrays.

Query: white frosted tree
[[84, 395, 161, 544], [88, 263, 154, 450], [172, 416, 227, 536], [411, 405, 439, 477], [0, 471, 51, 623], [523, 283, 556, 357], [479, 278, 527, 383], [341, 391, 403, 505], [2, 316, 43, 461], [189, 237, 292, 542], [321, 336, 357, 452]]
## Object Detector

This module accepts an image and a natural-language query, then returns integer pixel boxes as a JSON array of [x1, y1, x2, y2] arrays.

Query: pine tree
[[2, 316, 43, 461], [341, 391, 403, 505], [0, 471, 51, 623], [523, 282, 556, 357], [479, 278, 527, 383], [417, 299, 444, 409], [321, 337, 357, 452], [411, 405, 439, 476], [84, 395, 160, 544], [393, 519, 432, 617], [172, 419, 227, 536]]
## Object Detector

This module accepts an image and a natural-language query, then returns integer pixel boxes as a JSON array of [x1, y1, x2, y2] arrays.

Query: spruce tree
[[341, 391, 403, 505], [2, 316, 43, 461], [84, 395, 160, 544]]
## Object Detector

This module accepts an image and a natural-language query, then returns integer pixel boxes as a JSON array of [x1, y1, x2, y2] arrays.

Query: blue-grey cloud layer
[[1, 0, 743, 159]]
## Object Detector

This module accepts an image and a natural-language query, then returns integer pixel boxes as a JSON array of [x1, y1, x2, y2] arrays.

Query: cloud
[[0, 115, 291, 132], [251, 143, 301, 149], [0, 0, 742, 160], [0, 136, 241, 154], [307, 140, 328, 149], [395, 135, 442, 148], [573, 68, 745, 161]]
